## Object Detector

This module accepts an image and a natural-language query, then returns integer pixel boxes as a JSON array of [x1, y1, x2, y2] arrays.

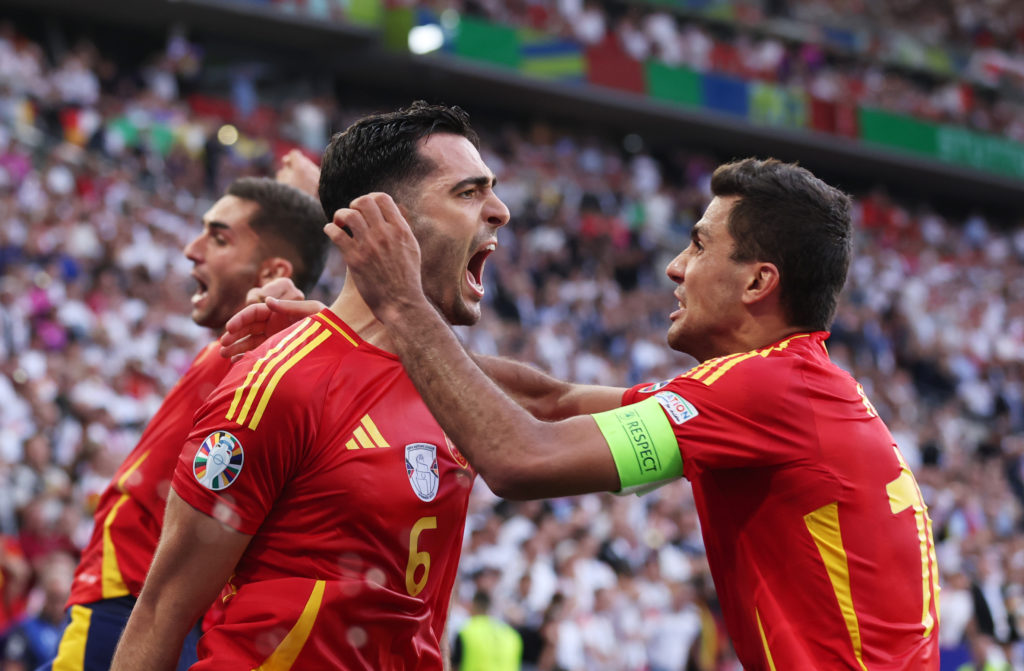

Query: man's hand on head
[[246, 277, 305, 306], [325, 192, 426, 325], [219, 278, 323, 360]]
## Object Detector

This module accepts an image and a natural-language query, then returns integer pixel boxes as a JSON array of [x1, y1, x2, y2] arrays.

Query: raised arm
[[274, 149, 320, 198], [110, 492, 251, 671], [475, 355, 624, 420]]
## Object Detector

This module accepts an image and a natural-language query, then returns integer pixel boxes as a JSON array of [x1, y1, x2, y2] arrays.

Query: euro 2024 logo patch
[[194, 430, 244, 491], [405, 443, 439, 502]]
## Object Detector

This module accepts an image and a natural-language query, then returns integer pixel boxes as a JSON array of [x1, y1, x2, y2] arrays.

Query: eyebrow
[[448, 175, 497, 194], [204, 221, 231, 234]]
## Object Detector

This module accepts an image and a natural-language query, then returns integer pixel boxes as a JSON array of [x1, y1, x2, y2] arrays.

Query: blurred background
[[0, 0, 1023, 668]]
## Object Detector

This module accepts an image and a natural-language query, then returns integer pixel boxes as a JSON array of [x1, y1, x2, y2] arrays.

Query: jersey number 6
[[406, 516, 437, 597]]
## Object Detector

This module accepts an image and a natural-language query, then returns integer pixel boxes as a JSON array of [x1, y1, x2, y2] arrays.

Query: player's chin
[[448, 298, 482, 327], [665, 321, 687, 351]]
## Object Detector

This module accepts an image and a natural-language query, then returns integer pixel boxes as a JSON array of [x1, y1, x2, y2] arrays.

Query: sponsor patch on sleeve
[[653, 391, 698, 425], [193, 430, 245, 491]]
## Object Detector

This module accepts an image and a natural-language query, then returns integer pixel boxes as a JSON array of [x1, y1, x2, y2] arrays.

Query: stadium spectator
[[452, 589, 523, 671]]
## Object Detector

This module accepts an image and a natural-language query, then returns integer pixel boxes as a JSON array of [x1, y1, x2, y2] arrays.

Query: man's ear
[[742, 262, 780, 305], [257, 257, 294, 286]]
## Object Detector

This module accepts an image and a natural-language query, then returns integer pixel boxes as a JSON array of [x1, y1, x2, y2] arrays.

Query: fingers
[[327, 192, 411, 249], [219, 335, 256, 361], [219, 298, 325, 360], [246, 277, 304, 306], [265, 296, 326, 319]]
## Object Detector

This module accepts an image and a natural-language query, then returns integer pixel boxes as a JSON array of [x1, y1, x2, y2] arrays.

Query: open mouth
[[191, 274, 209, 306], [465, 241, 497, 298]]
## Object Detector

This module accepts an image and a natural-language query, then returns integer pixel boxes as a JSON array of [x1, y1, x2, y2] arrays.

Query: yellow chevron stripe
[[700, 351, 760, 386], [345, 438, 359, 451], [227, 318, 313, 422], [234, 322, 323, 427], [697, 334, 811, 387], [100, 450, 151, 598], [317, 312, 358, 347], [252, 580, 325, 671], [361, 415, 389, 447], [248, 330, 332, 430], [755, 608, 778, 671], [682, 352, 745, 382]]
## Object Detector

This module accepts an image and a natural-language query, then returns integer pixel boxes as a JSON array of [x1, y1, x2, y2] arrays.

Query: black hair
[[318, 101, 479, 220], [711, 158, 853, 331], [226, 177, 328, 293]]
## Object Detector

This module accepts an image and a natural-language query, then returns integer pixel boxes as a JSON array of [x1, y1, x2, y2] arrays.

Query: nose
[[485, 192, 510, 229], [665, 250, 686, 284], [183, 234, 203, 263]]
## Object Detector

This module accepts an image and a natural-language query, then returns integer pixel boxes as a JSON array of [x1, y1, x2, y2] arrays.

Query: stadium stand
[[1, 1, 1023, 668]]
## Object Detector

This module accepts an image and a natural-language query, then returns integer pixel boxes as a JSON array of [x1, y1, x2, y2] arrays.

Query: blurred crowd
[[393, 0, 1024, 140], [2, 10, 1024, 671]]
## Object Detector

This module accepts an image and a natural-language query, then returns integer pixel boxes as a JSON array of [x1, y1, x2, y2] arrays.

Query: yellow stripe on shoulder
[[247, 329, 331, 430], [683, 334, 811, 387], [317, 311, 358, 347], [226, 319, 329, 428]]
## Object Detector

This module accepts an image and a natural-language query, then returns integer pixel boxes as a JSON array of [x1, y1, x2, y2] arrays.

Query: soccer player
[[46, 159, 328, 671], [110, 102, 510, 671], [329, 157, 941, 670]]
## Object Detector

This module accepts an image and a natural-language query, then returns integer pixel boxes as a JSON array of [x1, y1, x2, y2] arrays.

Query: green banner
[[644, 62, 702, 107], [858, 107, 938, 156], [346, 0, 382, 27], [937, 126, 1024, 180], [382, 7, 414, 51], [455, 16, 519, 69]]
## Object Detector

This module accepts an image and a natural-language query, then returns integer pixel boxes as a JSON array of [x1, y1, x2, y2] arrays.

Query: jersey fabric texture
[[623, 332, 940, 670], [172, 309, 475, 671], [69, 342, 231, 608]]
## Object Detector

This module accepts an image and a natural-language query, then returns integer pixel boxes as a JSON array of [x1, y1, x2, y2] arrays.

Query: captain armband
[[592, 397, 684, 497]]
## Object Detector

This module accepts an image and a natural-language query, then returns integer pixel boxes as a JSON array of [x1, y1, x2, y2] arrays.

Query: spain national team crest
[[193, 430, 244, 491], [405, 443, 439, 502], [443, 433, 470, 471]]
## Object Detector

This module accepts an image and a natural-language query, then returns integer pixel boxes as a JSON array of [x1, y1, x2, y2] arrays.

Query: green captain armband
[[593, 396, 684, 496]]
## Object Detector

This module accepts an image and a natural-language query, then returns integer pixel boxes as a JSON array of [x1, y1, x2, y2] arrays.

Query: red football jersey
[[69, 342, 230, 606], [172, 309, 475, 670], [624, 332, 939, 670]]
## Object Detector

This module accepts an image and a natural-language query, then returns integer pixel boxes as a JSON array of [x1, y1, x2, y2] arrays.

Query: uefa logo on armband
[[193, 430, 245, 491]]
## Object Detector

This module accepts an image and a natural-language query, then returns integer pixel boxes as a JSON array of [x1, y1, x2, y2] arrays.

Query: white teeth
[[484, 242, 496, 252]]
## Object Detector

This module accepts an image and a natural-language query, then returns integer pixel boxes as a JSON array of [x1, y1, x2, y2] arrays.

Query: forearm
[[475, 355, 623, 420], [112, 493, 251, 671], [379, 300, 617, 498], [111, 591, 196, 671]]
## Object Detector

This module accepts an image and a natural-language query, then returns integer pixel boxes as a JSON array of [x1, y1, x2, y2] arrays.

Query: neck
[[328, 280, 395, 351], [697, 321, 808, 363]]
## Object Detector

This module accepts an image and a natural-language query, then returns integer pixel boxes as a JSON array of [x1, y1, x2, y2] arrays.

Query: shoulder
[[210, 315, 365, 432], [677, 333, 821, 390]]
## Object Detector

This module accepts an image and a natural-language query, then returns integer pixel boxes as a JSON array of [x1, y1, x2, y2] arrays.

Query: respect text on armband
[[617, 410, 661, 474]]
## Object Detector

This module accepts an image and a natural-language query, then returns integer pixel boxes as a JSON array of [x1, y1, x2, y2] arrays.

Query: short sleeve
[[172, 360, 319, 535]]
